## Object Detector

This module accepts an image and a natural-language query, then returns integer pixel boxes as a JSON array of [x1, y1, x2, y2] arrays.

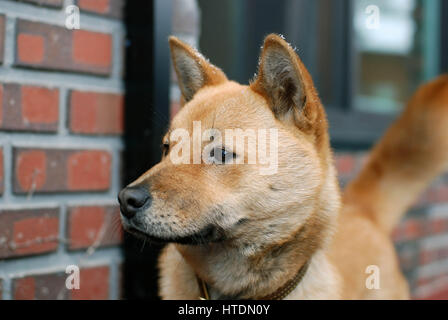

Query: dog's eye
[[211, 147, 236, 164]]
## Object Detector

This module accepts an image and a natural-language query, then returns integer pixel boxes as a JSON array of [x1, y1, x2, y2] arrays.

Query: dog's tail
[[343, 75, 448, 234]]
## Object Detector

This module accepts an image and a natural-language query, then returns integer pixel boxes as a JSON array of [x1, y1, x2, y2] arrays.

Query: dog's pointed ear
[[169, 36, 227, 102], [251, 34, 318, 128]]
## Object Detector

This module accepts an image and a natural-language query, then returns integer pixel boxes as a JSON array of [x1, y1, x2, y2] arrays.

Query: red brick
[[13, 216, 59, 255], [69, 91, 124, 135], [16, 150, 47, 192], [21, 86, 59, 124], [0, 15, 5, 64], [422, 287, 448, 300], [420, 250, 436, 265], [0, 208, 59, 259], [77, 0, 123, 19], [404, 220, 422, 239], [78, 0, 110, 14], [429, 218, 448, 234], [0, 148, 3, 195], [356, 153, 369, 171], [67, 205, 122, 250], [416, 276, 435, 288], [71, 266, 109, 300], [15, 20, 112, 76], [0, 83, 59, 132], [73, 30, 112, 68], [170, 100, 181, 120], [14, 277, 35, 300], [67, 151, 111, 191], [17, 34, 45, 64], [13, 148, 112, 193], [335, 154, 355, 176], [431, 185, 448, 203]]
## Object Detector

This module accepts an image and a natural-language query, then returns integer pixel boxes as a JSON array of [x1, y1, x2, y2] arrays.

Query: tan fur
[[121, 34, 448, 300]]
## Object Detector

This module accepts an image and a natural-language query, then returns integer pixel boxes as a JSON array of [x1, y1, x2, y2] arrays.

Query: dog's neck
[[176, 213, 333, 299], [197, 255, 311, 300], [176, 240, 340, 300]]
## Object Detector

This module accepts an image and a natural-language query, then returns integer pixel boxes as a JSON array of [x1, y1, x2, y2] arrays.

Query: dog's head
[[119, 34, 340, 252]]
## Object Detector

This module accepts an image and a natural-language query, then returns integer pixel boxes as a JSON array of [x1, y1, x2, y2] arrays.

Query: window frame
[[442, 0, 448, 73], [122, 0, 172, 300], [327, 0, 448, 149]]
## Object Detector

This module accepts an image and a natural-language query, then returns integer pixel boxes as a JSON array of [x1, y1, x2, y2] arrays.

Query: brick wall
[[170, 0, 448, 300], [0, 0, 124, 300]]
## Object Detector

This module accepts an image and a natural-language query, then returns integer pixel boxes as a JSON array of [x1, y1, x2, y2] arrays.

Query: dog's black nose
[[118, 187, 151, 219]]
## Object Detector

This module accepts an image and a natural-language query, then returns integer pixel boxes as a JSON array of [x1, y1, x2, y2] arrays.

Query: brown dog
[[118, 34, 448, 299]]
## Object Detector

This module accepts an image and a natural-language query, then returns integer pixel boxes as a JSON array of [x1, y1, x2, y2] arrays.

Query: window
[[198, 0, 448, 148], [353, 0, 441, 114]]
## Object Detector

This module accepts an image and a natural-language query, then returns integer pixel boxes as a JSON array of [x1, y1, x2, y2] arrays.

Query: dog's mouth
[[126, 224, 226, 245]]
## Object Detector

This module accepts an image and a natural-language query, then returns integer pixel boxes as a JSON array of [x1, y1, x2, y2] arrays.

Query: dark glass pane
[[198, 0, 335, 103]]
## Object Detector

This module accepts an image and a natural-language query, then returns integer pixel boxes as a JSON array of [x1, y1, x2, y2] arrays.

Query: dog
[[118, 34, 448, 299]]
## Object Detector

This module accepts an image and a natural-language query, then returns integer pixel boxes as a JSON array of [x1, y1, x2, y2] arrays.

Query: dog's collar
[[196, 260, 310, 300]]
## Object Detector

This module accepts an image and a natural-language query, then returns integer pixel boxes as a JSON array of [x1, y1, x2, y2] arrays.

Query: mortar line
[[3, 14, 16, 68], [1, 141, 13, 205], [0, 69, 125, 92], [58, 87, 69, 137], [1, 277, 12, 300], [57, 203, 68, 255], [0, 133, 124, 149], [0, 193, 119, 207]]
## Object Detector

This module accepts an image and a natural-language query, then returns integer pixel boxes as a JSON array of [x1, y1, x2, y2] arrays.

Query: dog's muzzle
[[118, 186, 151, 219], [118, 185, 226, 245]]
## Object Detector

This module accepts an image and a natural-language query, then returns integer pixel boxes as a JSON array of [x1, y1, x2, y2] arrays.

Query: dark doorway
[[122, 0, 172, 299]]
